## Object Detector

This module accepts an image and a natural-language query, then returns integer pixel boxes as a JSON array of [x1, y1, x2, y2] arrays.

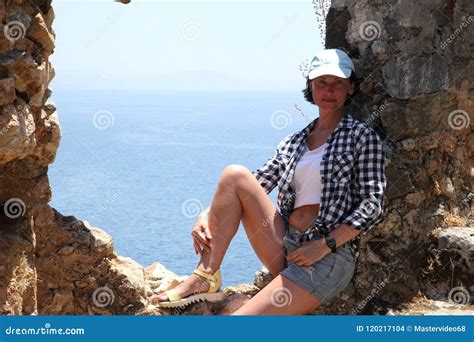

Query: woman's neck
[[316, 109, 344, 131]]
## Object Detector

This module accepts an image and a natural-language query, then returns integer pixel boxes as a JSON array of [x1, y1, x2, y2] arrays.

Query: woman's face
[[311, 75, 355, 112]]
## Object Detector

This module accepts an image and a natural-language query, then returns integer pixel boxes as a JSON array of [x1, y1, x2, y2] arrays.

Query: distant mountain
[[50, 69, 300, 92]]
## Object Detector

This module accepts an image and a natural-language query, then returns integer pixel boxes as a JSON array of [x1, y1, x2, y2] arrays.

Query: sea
[[48, 89, 318, 287]]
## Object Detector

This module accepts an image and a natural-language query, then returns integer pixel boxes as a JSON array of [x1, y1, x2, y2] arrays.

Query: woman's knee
[[219, 164, 252, 188]]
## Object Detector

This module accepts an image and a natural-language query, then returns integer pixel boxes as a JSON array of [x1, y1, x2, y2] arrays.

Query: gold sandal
[[157, 268, 224, 308]]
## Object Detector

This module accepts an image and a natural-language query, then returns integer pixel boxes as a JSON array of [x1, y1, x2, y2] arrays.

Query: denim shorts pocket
[[307, 253, 338, 288], [336, 244, 355, 262], [333, 254, 356, 290]]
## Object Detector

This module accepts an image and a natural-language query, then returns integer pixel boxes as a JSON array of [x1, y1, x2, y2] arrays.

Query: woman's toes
[[155, 293, 168, 302]]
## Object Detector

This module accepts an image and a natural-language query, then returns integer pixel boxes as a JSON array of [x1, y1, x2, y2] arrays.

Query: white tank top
[[290, 142, 327, 209]]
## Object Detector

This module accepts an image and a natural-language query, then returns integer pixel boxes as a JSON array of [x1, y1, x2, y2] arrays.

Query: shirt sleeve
[[341, 126, 387, 236], [251, 133, 292, 195]]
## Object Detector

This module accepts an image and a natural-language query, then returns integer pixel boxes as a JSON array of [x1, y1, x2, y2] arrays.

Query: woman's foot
[[154, 272, 211, 303]]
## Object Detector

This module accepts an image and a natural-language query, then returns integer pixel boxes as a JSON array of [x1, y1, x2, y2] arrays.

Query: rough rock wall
[[325, 0, 473, 312], [0, 0, 148, 315]]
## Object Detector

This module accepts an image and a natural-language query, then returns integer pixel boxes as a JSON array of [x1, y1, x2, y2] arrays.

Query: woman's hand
[[286, 239, 331, 267], [191, 210, 213, 255]]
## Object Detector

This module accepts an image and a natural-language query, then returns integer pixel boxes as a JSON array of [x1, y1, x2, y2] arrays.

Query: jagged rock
[[0, 78, 16, 105], [86, 222, 115, 257], [253, 265, 273, 289], [145, 261, 187, 295], [423, 227, 474, 301], [58, 244, 74, 256], [0, 102, 36, 163], [383, 55, 449, 99], [48, 290, 74, 314], [387, 297, 474, 315], [437, 227, 473, 264], [30, 206, 147, 314], [214, 294, 251, 315], [109, 256, 146, 297], [27, 12, 55, 57], [6, 54, 54, 107], [31, 109, 61, 165], [223, 284, 260, 297]]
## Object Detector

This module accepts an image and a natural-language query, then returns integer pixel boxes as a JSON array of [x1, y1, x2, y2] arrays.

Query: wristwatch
[[324, 235, 337, 253]]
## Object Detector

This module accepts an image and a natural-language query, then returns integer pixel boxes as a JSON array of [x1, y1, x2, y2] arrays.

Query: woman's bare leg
[[154, 164, 287, 301], [229, 274, 321, 315]]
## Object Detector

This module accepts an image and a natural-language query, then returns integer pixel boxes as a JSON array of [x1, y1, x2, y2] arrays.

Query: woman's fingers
[[287, 249, 313, 266], [191, 220, 213, 254], [193, 237, 207, 255], [194, 230, 209, 246], [291, 255, 309, 267], [203, 225, 212, 240], [288, 253, 307, 266], [286, 250, 298, 260], [201, 229, 213, 249], [193, 233, 210, 248], [192, 230, 211, 252], [193, 240, 202, 255]]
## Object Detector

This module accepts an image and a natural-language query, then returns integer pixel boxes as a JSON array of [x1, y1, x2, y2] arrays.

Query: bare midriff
[[287, 132, 329, 233], [288, 204, 320, 233]]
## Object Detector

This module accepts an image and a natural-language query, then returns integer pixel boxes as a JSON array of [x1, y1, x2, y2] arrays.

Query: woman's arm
[[251, 133, 293, 195], [322, 129, 386, 251], [341, 126, 387, 236]]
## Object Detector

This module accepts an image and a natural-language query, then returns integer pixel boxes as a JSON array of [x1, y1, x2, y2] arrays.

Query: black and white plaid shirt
[[251, 113, 387, 261]]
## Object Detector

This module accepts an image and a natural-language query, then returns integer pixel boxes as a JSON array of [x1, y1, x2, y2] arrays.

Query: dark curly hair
[[302, 72, 360, 107]]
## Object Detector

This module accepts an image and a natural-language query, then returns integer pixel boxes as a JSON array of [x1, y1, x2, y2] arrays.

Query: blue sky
[[50, 0, 324, 91]]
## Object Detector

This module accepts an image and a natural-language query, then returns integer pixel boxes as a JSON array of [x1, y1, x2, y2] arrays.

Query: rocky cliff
[[0, 0, 472, 315]]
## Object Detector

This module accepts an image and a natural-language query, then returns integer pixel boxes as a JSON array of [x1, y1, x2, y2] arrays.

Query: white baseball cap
[[308, 49, 355, 80]]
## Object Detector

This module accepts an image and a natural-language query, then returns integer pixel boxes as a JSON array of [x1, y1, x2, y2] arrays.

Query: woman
[[154, 48, 387, 315]]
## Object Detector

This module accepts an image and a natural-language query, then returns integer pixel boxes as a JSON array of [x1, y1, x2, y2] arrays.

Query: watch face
[[326, 237, 336, 249]]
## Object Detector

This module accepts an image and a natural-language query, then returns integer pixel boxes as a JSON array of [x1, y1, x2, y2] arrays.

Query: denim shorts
[[280, 222, 356, 305]]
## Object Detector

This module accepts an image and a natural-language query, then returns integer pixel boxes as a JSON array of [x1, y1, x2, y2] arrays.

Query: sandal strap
[[193, 269, 215, 281], [165, 289, 182, 302], [192, 268, 222, 293]]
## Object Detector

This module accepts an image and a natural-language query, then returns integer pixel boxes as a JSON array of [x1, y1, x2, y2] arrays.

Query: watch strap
[[324, 236, 337, 253]]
